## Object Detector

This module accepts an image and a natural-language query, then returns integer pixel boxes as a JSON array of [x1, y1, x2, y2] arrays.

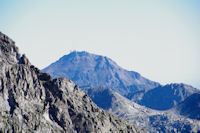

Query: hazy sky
[[0, 0, 199, 88]]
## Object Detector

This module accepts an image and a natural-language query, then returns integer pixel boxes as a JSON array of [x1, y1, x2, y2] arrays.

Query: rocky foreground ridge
[[0, 32, 142, 133]]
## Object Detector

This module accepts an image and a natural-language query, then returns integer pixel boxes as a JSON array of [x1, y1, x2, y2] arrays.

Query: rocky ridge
[[131, 83, 199, 110], [175, 92, 200, 120], [0, 32, 142, 133], [83, 87, 200, 132]]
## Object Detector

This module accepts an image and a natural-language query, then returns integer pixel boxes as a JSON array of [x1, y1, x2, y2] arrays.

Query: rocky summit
[[0, 32, 142, 133], [43, 51, 160, 97]]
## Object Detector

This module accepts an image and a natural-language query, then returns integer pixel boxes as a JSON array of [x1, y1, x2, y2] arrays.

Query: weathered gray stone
[[0, 32, 142, 133]]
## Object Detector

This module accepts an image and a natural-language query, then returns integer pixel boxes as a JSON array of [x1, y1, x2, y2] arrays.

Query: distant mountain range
[[43, 51, 200, 132], [43, 51, 199, 110], [132, 83, 199, 110], [82, 87, 200, 132]]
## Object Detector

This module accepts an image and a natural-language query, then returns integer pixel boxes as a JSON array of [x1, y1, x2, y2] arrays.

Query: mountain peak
[[0, 32, 16, 53], [0, 32, 21, 65], [68, 51, 91, 56], [61, 51, 114, 64], [43, 51, 159, 96], [58, 51, 110, 64]]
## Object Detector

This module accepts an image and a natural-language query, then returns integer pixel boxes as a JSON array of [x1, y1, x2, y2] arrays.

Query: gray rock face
[[134, 83, 199, 110], [43, 51, 160, 96], [83, 87, 200, 132], [0, 32, 142, 133]]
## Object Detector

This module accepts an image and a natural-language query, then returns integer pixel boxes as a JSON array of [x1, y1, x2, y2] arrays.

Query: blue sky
[[0, 0, 200, 88]]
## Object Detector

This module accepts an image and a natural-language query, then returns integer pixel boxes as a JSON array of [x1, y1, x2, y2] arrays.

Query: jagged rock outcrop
[[0, 32, 142, 133]]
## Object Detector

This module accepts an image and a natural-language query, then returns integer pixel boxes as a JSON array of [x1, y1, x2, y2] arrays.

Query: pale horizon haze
[[0, 0, 200, 88]]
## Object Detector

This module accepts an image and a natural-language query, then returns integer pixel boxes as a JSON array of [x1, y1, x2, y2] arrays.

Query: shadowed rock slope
[[0, 32, 142, 133], [134, 83, 199, 110], [175, 93, 200, 120], [83, 87, 200, 133]]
